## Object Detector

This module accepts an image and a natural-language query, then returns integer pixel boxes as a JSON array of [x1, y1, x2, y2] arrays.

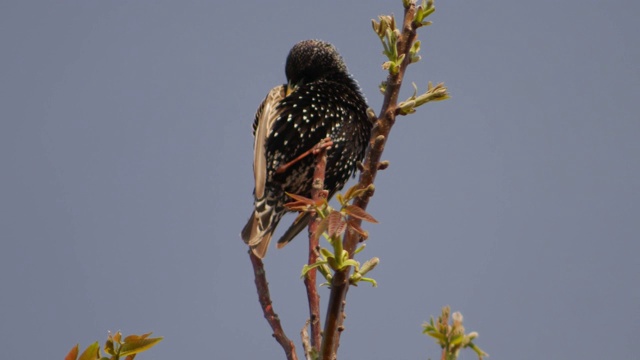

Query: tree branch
[[304, 139, 331, 354], [320, 3, 422, 359], [249, 251, 298, 360]]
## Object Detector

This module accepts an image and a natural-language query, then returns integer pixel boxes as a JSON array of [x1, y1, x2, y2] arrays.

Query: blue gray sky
[[1, 1, 638, 359]]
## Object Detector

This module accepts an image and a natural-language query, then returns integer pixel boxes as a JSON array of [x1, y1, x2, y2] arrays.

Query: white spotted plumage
[[241, 40, 371, 258]]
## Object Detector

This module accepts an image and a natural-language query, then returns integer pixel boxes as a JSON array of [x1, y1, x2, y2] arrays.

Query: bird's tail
[[241, 199, 281, 258], [277, 212, 312, 249], [276, 189, 340, 248]]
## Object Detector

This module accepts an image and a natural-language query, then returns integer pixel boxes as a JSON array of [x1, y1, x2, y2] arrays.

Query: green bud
[[359, 257, 380, 275]]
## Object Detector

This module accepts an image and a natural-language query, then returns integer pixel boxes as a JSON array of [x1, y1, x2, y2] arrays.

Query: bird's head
[[285, 40, 349, 95]]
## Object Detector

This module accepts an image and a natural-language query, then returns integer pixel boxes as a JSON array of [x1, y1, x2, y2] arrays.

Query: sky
[[1, 1, 639, 359]]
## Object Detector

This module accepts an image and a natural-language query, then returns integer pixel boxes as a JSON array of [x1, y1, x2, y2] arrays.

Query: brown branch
[[320, 3, 420, 359], [304, 140, 330, 353], [249, 250, 298, 360], [304, 230, 322, 352]]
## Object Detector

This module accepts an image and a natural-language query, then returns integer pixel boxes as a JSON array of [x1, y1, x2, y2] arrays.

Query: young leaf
[[342, 259, 359, 269], [104, 337, 115, 356], [327, 210, 345, 237], [65, 344, 79, 360], [343, 185, 369, 203], [319, 247, 333, 259], [312, 217, 329, 241], [344, 205, 378, 223], [301, 261, 329, 278], [347, 218, 369, 240], [119, 337, 163, 357], [78, 342, 100, 360], [124, 332, 152, 342]]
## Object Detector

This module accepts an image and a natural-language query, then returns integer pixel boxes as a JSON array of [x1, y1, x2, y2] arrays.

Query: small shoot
[[398, 81, 450, 115], [414, 0, 436, 28], [372, 15, 404, 75], [422, 307, 488, 360]]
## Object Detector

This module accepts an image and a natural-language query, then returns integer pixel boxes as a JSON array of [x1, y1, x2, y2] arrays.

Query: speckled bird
[[241, 40, 371, 258]]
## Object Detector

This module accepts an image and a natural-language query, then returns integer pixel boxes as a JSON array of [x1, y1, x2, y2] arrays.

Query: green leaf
[[78, 342, 100, 360], [301, 264, 311, 276], [124, 332, 152, 342], [342, 259, 359, 269], [450, 333, 464, 346], [301, 261, 328, 278], [353, 243, 366, 255], [319, 247, 333, 259], [118, 337, 163, 357], [426, 331, 447, 342], [359, 277, 378, 287], [340, 250, 350, 262], [343, 185, 368, 202], [468, 342, 489, 359]]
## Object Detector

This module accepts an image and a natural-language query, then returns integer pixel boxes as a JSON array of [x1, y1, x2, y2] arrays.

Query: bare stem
[[304, 141, 329, 353], [249, 251, 298, 360]]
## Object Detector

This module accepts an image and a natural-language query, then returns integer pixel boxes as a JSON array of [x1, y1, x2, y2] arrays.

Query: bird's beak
[[286, 81, 296, 96]]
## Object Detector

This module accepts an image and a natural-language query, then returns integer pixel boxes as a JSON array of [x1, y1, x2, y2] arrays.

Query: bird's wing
[[253, 85, 286, 200]]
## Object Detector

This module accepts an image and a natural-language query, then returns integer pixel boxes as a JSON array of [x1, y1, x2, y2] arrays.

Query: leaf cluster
[[285, 184, 380, 287], [65, 331, 162, 360]]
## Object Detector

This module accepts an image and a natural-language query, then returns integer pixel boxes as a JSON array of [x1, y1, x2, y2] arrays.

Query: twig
[[320, 3, 420, 359], [249, 250, 298, 360], [301, 320, 314, 360], [304, 141, 330, 353]]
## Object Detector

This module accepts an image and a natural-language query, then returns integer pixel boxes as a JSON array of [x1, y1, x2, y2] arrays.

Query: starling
[[241, 40, 371, 258]]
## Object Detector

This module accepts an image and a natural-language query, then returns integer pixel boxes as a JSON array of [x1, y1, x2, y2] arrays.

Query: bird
[[241, 39, 372, 258]]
